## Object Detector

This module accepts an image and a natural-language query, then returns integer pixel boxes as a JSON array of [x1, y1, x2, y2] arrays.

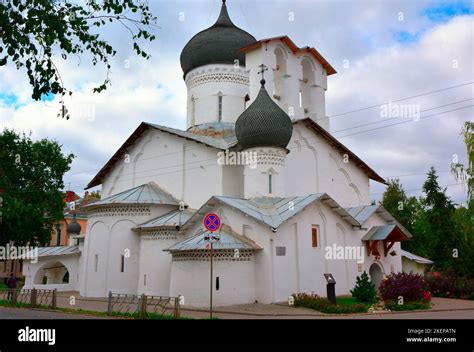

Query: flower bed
[[426, 271, 474, 300], [292, 293, 369, 314]]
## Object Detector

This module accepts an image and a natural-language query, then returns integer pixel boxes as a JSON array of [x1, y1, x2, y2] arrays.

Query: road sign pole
[[210, 241, 213, 319]]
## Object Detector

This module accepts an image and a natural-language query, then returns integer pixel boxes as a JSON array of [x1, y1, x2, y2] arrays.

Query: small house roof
[[401, 249, 434, 264]]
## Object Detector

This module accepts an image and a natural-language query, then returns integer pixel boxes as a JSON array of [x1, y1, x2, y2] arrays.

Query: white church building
[[23, 1, 426, 307]]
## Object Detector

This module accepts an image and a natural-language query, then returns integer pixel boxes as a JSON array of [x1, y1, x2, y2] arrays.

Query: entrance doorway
[[369, 263, 383, 288]]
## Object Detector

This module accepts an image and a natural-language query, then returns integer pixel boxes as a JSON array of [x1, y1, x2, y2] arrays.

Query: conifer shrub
[[350, 271, 377, 304]]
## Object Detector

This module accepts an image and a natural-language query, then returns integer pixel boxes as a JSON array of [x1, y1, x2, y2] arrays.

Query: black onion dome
[[67, 216, 81, 235], [180, 1, 256, 78], [236, 80, 293, 150]]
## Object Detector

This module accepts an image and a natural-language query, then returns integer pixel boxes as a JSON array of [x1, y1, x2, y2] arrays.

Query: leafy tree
[[0, 0, 157, 118], [88, 190, 101, 199], [382, 179, 419, 234], [350, 271, 377, 304], [0, 129, 74, 247], [453, 206, 474, 277], [452, 121, 473, 208], [418, 167, 462, 271]]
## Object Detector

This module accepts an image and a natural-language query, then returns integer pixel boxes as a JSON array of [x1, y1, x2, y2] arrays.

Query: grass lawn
[[293, 293, 370, 314], [336, 296, 364, 306]]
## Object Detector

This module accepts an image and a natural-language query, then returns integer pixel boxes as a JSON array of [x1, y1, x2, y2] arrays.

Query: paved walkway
[[50, 292, 474, 319], [180, 297, 474, 319], [0, 306, 109, 319]]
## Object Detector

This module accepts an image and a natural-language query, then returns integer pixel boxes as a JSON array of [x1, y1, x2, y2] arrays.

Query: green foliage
[[384, 299, 431, 311], [426, 271, 474, 299], [88, 190, 101, 199], [383, 167, 472, 276], [0, 0, 157, 118], [382, 179, 420, 234], [379, 272, 426, 302], [292, 293, 369, 314], [451, 121, 473, 208], [0, 129, 74, 246], [350, 271, 377, 304]]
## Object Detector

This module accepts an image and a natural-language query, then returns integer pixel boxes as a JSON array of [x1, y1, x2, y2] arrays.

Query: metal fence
[[0, 288, 57, 309], [107, 292, 181, 319]]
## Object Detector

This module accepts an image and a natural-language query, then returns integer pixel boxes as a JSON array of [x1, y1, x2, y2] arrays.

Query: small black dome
[[235, 80, 293, 150], [180, 1, 256, 78], [67, 217, 81, 235]]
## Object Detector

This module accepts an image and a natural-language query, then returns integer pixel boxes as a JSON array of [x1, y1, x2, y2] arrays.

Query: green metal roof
[[181, 193, 359, 231], [85, 182, 180, 207], [166, 226, 261, 251], [136, 208, 195, 229], [235, 81, 293, 150], [362, 225, 397, 241], [345, 205, 380, 225], [146, 122, 237, 150]]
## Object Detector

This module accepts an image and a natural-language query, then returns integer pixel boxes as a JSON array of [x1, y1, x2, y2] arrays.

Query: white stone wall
[[169, 253, 256, 307], [79, 204, 175, 297], [101, 129, 224, 210], [245, 41, 328, 130], [402, 257, 426, 275], [286, 123, 371, 207], [185, 64, 249, 129], [243, 147, 287, 198], [137, 228, 181, 296], [23, 254, 80, 292]]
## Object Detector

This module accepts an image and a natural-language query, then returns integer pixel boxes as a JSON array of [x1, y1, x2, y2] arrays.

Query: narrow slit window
[[120, 255, 125, 273], [218, 94, 223, 121], [269, 174, 273, 194], [94, 254, 98, 272], [311, 225, 319, 248]]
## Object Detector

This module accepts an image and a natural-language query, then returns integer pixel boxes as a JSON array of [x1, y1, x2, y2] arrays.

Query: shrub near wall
[[426, 271, 474, 299], [379, 272, 426, 301], [379, 272, 431, 310]]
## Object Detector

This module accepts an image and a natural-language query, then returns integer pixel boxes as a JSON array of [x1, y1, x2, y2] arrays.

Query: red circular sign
[[204, 213, 221, 232]]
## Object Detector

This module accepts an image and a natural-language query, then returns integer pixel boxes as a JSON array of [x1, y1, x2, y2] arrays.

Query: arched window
[[300, 58, 316, 114], [191, 95, 196, 125], [273, 47, 287, 99]]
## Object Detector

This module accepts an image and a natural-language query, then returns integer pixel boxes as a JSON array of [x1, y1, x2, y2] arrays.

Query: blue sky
[[392, 1, 473, 43], [423, 1, 473, 22], [0, 0, 472, 205]]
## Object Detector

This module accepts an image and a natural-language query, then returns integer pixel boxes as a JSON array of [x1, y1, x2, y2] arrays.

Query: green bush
[[384, 300, 431, 311], [292, 293, 369, 314], [350, 271, 377, 304]]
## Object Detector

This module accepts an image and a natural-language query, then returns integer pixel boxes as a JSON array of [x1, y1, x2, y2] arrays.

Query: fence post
[[174, 296, 180, 319], [139, 294, 147, 319], [12, 288, 17, 305], [107, 291, 113, 316], [52, 289, 57, 309], [31, 288, 37, 308]]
